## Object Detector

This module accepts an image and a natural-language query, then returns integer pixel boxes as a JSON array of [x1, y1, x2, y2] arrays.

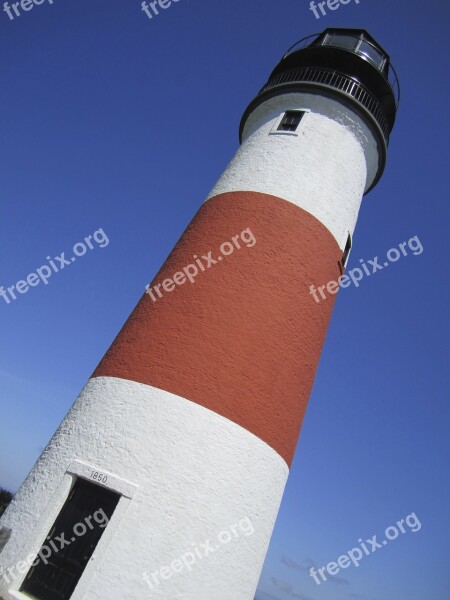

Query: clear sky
[[0, 0, 449, 599]]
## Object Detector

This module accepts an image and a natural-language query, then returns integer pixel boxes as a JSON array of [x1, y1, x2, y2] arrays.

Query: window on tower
[[342, 233, 352, 268], [277, 110, 306, 132]]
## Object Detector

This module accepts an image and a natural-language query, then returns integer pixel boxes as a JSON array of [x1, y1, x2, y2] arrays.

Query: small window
[[342, 233, 352, 268], [357, 40, 385, 70], [277, 110, 305, 132]]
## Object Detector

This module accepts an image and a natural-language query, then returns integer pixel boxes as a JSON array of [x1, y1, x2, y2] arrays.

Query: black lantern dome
[[240, 29, 400, 190]]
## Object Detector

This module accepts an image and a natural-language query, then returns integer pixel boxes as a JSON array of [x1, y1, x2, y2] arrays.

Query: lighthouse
[[0, 29, 398, 600]]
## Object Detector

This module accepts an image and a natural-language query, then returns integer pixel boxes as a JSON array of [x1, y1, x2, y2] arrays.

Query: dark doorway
[[21, 478, 120, 600]]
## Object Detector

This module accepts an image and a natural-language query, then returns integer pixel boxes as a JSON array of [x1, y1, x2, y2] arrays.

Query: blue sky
[[0, 0, 449, 599]]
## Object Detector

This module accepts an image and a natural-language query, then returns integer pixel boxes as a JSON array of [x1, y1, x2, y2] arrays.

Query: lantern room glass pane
[[358, 40, 385, 69], [325, 34, 358, 51]]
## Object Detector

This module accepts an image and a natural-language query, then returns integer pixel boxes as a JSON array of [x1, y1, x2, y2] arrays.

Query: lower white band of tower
[[0, 376, 288, 600]]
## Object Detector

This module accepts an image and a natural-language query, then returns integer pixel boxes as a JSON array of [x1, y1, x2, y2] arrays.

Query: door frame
[[8, 461, 137, 600]]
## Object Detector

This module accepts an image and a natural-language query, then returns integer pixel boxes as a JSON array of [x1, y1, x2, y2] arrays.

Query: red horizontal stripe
[[93, 191, 341, 466]]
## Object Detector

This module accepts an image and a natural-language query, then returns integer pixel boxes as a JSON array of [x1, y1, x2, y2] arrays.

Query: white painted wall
[[0, 377, 288, 600], [206, 92, 380, 250]]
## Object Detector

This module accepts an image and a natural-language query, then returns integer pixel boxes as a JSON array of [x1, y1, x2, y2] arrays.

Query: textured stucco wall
[[208, 91, 378, 250], [94, 191, 342, 466], [0, 377, 288, 600]]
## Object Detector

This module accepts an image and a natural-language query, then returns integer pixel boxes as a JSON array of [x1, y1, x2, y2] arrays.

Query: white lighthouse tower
[[0, 29, 399, 600]]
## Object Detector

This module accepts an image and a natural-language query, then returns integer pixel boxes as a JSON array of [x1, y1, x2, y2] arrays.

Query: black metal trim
[[261, 67, 390, 142], [239, 71, 390, 193]]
